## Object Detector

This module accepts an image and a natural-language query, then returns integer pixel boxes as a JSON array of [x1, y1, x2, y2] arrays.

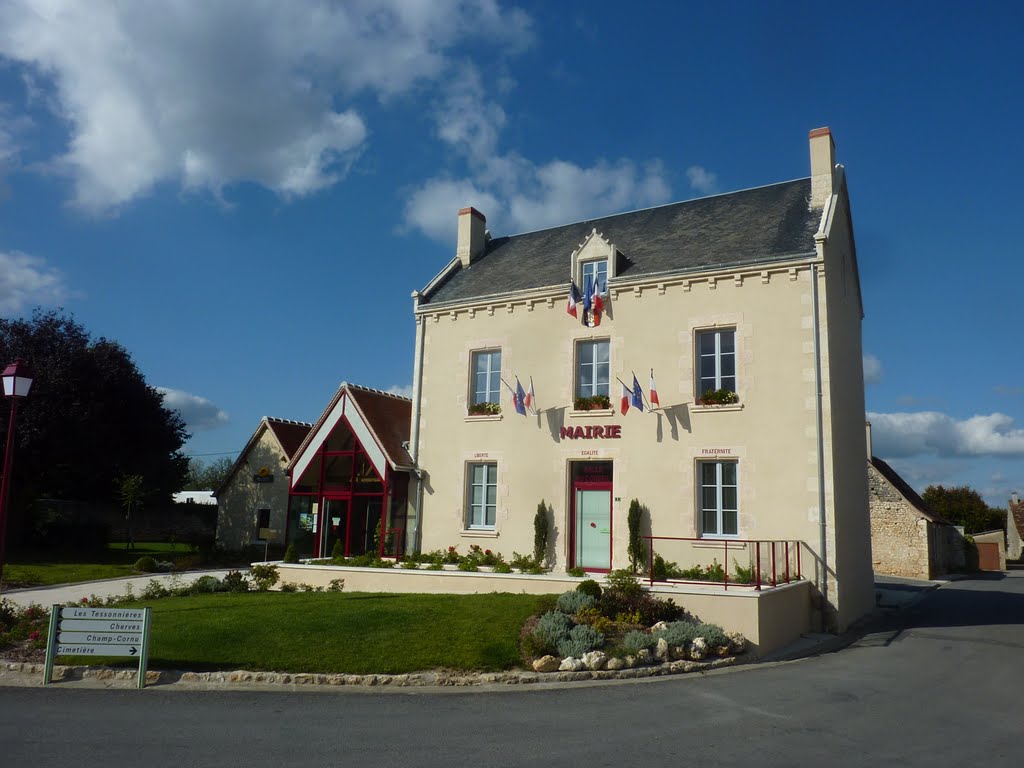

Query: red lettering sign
[[559, 425, 623, 440]]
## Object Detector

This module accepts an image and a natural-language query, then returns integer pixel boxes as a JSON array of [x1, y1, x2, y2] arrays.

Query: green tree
[[533, 500, 549, 566], [922, 485, 1005, 535], [116, 474, 146, 551], [184, 456, 235, 490], [0, 310, 189, 542]]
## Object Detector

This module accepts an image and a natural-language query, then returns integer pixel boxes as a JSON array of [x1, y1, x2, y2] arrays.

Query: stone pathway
[[1, 570, 237, 608]]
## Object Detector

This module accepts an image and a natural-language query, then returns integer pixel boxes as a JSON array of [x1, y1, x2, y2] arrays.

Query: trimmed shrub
[[134, 556, 158, 573], [331, 540, 343, 559], [556, 590, 596, 615], [190, 575, 222, 594], [654, 621, 701, 647], [695, 622, 729, 648], [623, 629, 655, 654], [222, 570, 249, 592], [556, 624, 604, 658], [566, 566, 586, 578], [531, 610, 573, 653], [576, 579, 602, 600], [279, 582, 298, 593], [534, 501, 549, 565], [250, 564, 280, 591], [627, 499, 645, 572], [282, 544, 298, 564]]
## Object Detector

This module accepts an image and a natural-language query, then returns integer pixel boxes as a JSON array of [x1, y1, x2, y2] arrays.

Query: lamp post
[[0, 358, 33, 586]]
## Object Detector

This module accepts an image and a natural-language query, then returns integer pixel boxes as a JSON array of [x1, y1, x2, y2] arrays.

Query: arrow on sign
[[130, 647, 138, 656]]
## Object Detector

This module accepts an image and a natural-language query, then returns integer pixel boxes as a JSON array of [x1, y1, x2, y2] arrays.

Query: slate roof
[[422, 178, 821, 306], [870, 457, 953, 526]]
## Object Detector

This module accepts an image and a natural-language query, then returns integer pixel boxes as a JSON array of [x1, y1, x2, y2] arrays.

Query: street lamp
[[0, 358, 33, 586]]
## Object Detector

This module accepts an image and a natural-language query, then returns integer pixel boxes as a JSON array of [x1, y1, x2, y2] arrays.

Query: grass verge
[[4, 542, 193, 588], [62, 591, 552, 674]]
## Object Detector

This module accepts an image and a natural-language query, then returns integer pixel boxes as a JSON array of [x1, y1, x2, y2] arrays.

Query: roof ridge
[[265, 416, 313, 427], [498, 176, 813, 240], [342, 382, 413, 402]]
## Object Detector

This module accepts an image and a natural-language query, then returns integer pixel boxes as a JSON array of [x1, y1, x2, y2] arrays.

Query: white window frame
[[575, 339, 610, 398], [698, 460, 739, 537], [469, 349, 502, 405], [466, 462, 497, 529], [580, 259, 608, 296], [697, 328, 737, 396]]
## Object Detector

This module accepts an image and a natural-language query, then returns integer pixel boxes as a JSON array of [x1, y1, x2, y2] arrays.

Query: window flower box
[[695, 389, 739, 406], [574, 394, 612, 411], [467, 402, 501, 416]]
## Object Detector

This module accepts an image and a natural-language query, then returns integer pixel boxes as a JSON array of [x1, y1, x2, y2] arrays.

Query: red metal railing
[[642, 536, 803, 591]]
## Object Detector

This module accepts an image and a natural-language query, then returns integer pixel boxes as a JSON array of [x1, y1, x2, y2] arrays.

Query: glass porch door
[[319, 498, 350, 558], [573, 485, 612, 572]]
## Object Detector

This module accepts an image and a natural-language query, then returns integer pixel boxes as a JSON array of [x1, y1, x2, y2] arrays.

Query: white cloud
[[385, 384, 414, 399], [0, 0, 532, 213], [158, 387, 229, 431], [0, 251, 68, 314], [406, 57, 671, 242], [686, 165, 719, 195], [868, 410, 1024, 458], [863, 353, 882, 385]]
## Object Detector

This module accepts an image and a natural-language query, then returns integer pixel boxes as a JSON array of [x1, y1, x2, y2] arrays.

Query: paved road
[[1, 573, 1021, 767]]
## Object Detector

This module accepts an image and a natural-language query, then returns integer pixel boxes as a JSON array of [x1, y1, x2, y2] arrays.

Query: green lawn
[[72, 592, 551, 674], [4, 542, 193, 587]]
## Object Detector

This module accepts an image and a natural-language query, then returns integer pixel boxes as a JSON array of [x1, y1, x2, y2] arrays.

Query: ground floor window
[[699, 460, 738, 536], [466, 463, 497, 529]]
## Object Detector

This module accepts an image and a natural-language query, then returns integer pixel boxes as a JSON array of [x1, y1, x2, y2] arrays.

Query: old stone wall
[[868, 465, 932, 579]]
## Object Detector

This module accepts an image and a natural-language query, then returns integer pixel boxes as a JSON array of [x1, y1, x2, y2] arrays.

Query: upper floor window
[[466, 462, 497, 529], [576, 339, 610, 398], [697, 329, 736, 397], [700, 460, 738, 537], [470, 349, 502, 405], [581, 259, 608, 295]]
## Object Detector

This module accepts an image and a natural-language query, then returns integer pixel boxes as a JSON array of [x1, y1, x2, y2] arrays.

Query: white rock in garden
[[624, 655, 637, 668], [727, 631, 747, 654], [670, 645, 688, 660], [606, 657, 625, 671], [581, 651, 607, 671], [650, 621, 670, 632], [690, 637, 708, 660], [655, 637, 670, 661], [532, 655, 560, 673], [558, 657, 586, 672], [636, 649, 651, 664]]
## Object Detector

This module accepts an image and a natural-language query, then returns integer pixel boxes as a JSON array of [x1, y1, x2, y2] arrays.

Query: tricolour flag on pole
[[649, 370, 660, 409], [582, 275, 593, 326], [566, 282, 582, 319], [524, 378, 535, 413], [513, 377, 527, 416], [590, 278, 604, 327], [620, 381, 630, 416], [631, 374, 644, 412]]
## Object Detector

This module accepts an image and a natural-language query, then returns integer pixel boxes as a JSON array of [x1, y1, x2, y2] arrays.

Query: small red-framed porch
[[285, 384, 413, 560]]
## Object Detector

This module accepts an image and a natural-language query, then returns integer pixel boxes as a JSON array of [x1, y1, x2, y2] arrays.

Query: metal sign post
[[43, 605, 153, 688]]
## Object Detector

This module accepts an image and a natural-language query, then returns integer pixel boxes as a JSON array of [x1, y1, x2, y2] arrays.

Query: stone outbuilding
[[215, 417, 312, 551], [867, 455, 965, 579], [1005, 492, 1022, 562]]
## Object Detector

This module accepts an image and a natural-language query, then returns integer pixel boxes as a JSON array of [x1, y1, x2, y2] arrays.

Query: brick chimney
[[456, 207, 487, 268], [809, 127, 835, 209]]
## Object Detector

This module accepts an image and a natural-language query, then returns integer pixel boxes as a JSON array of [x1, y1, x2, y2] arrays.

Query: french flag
[[649, 370, 660, 409], [620, 381, 631, 415], [524, 378, 535, 413], [513, 377, 527, 416], [566, 281, 582, 319], [631, 374, 644, 412], [590, 277, 604, 326]]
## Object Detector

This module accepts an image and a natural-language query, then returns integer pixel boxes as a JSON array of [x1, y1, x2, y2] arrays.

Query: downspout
[[409, 293, 426, 554], [811, 261, 829, 631]]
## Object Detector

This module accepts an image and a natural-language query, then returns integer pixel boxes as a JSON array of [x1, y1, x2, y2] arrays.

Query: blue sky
[[0, 1, 1021, 506]]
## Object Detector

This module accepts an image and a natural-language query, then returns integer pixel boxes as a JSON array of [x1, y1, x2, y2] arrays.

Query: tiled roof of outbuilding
[[266, 418, 314, 460], [422, 178, 821, 306]]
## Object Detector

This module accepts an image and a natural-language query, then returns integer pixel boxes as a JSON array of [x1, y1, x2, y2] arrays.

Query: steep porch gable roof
[[288, 383, 413, 490], [213, 417, 312, 497], [419, 178, 821, 307]]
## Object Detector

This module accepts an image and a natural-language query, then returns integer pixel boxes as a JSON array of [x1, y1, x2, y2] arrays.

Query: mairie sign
[[44, 605, 153, 688]]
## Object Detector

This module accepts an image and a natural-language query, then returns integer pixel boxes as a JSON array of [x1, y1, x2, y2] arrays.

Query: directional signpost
[[43, 605, 152, 688]]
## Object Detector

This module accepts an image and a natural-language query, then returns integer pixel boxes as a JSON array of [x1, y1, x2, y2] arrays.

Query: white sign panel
[[45, 604, 153, 688], [56, 644, 141, 657], [59, 619, 145, 633], [58, 632, 142, 645], [60, 607, 146, 621]]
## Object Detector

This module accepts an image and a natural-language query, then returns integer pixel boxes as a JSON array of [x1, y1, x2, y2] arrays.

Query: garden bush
[[134, 556, 158, 573], [250, 564, 280, 591], [654, 621, 701, 647], [282, 544, 298, 564], [576, 579, 602, 600], [556, 624, 604, 658], [190, 575, 222, 594], [531, 610, 573, 653], [222, 570, 249, 592], [695, 622, 729, 648], [556, 590, 596, 615], [622, 629, 654, 654]]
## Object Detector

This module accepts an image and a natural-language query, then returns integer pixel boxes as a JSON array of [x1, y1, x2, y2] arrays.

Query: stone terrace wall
[[868, 464, 931, 579]]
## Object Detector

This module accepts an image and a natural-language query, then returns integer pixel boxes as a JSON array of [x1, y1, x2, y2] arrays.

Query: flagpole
[[529, 376, 538, 415]]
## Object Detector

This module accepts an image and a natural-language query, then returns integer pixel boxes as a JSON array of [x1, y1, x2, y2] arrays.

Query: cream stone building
[[215, 417, 312, 551], [407, 127, 875, 632]]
